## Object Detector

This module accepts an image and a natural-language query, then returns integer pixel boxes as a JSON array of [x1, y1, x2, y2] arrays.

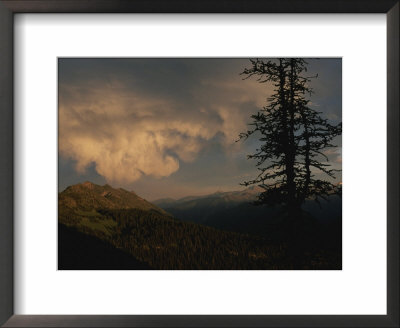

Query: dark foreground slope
[[59, 223, 151, 270]]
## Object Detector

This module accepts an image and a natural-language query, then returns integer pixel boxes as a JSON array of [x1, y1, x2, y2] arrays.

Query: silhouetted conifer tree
[[239, 58, 342, 222]]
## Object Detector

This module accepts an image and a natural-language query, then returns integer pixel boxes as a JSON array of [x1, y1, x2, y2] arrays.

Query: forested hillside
[[59, 182, 341, 270]]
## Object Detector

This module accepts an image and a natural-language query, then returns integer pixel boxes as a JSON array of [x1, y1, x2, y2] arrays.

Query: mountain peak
[[59, 181, 169, 215], [81, 181, 95, 188]]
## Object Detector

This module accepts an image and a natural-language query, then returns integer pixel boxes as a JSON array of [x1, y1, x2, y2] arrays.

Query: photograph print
[[58, 58, 342, 270]]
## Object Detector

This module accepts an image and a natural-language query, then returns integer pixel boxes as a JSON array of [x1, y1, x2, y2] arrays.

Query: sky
[[58, 58, 342, 201]]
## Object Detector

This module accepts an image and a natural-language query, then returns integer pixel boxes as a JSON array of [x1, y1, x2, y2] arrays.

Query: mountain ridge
[[153, 185, 263, 208], [59, 181, 168, 216]]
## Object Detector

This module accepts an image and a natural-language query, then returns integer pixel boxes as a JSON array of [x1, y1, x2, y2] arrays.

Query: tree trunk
[[287, 59, 298, 220]]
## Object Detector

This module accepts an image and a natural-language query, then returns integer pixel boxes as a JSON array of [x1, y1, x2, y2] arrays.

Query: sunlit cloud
[[59, 62, 272, 185]]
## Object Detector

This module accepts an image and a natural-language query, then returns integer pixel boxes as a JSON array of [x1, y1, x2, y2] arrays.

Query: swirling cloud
[[59, 59, 270, 184]]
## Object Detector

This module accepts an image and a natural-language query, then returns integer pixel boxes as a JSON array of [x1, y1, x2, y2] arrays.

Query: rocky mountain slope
[[59, 181, 168, 215]]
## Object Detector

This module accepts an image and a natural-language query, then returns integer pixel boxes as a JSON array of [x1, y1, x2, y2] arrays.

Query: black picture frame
[[0, 1, 398, 327]]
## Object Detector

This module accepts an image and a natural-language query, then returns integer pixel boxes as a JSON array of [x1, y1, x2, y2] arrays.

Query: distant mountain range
[[153, 185, 341, 236], [154, 185, 262, 208], [58, 181, 341, 270]]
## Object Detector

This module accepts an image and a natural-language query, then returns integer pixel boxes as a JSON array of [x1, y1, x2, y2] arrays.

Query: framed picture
[[57, 57, 343, 271], [0, 0, 398, 327]]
